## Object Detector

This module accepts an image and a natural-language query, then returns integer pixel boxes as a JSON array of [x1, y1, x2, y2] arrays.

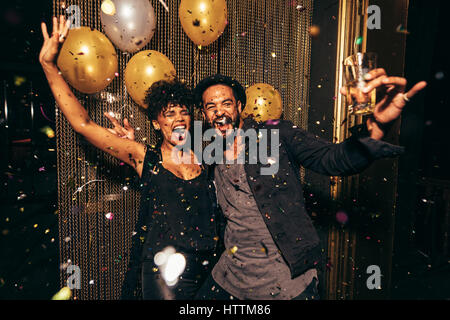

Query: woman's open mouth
[[172, 125, 187, 141]]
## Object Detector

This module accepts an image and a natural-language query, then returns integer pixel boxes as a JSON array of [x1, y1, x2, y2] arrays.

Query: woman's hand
[[38, 16, 145, 177], [39, 16, 70, 67], [104, 112, 136, 141]]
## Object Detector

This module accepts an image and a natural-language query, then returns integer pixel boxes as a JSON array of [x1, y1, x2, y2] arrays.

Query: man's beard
[[211, 113, 240, 130], [210, 113, 241, 151]]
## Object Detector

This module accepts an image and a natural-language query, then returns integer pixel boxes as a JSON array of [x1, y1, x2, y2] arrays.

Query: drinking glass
[[343, 52, 377, 115]]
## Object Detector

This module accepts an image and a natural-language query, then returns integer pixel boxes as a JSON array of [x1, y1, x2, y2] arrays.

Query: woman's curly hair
[[144, 78, 195, 121]]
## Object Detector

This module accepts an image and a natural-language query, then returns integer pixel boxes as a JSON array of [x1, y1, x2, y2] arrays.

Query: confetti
[[396, 24, 410, 35], [335, 211, 348, 224], [105, 212, 114, 220], [40, 126, 55, 138], [158, 0, 169, 12], [435, 71, 444, 80], [40, 104, 54, 122], [154, 246, 186, 286], [17, 193, 27, 201], [72, 180, 105, 196], [51, 286, 72, 300], [266, 119, 280, 125], [309, 25, 320, 37], [355, 36, 363, 46]]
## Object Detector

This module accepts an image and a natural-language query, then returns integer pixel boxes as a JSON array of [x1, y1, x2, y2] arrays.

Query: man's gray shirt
[[212, 163, 317, 300]]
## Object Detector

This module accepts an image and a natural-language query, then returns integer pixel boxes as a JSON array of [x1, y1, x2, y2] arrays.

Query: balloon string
[[115, 53, 130, 117], [116, 77, 128, 116], [191, 46, 199, 87], [157, 0, 169, 13]]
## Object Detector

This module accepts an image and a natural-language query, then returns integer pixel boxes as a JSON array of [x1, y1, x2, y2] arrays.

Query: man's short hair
[[144, 78, 195, 121], [194, 74, 246, 109]]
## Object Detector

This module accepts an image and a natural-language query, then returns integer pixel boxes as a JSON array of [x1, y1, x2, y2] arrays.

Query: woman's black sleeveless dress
[[120, 146, 224, 299]]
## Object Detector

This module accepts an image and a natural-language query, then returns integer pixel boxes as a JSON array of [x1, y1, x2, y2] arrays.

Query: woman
[[40, 16, 223, 299]]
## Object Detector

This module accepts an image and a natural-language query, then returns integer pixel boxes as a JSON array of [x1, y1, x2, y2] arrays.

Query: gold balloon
[[57, 27, 118, 94], [242, 83, 283, 122], [124, 50, 176, 108], [179, 0, 228, 47]]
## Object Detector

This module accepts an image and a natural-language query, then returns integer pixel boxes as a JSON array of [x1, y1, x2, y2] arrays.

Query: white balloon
[[100, 0, 156, 53]]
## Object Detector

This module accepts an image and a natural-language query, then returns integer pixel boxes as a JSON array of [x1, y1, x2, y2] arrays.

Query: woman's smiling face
[[153, 103, 191, 146]]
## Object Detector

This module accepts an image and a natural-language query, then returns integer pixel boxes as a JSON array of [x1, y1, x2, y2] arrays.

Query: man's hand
[[104, 112, 136, 141], [341, 68, 427, 140]]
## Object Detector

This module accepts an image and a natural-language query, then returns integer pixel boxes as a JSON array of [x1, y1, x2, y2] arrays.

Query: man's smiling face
[[201, 84, 242, 138]]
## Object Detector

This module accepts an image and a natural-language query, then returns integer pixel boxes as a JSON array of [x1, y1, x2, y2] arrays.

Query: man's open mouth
[[213, 116, 233, 131]]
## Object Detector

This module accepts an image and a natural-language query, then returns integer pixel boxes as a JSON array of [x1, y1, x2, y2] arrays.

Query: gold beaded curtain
[[53, 0, 313, 300]]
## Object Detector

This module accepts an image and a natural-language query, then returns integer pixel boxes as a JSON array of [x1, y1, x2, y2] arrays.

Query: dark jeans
[[195, 274, 320, 300]]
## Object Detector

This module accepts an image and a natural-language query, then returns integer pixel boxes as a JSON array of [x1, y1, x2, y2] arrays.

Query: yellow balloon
[[57, 27, 118, 94], [179, 0, 228, 47], [124, 50, 176, 108], [242, 83, 283, 122]]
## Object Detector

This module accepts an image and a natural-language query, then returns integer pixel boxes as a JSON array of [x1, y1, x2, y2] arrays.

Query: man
[[190, 72, 426, 300]]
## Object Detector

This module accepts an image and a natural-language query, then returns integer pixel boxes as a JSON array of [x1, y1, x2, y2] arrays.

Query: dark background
[[393, 0, 450, 299], [0, 0, 448, 299], [0, 0, 60, 299]]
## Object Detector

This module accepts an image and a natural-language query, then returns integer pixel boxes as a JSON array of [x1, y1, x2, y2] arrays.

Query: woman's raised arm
[[40, 16, 146, 177]]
